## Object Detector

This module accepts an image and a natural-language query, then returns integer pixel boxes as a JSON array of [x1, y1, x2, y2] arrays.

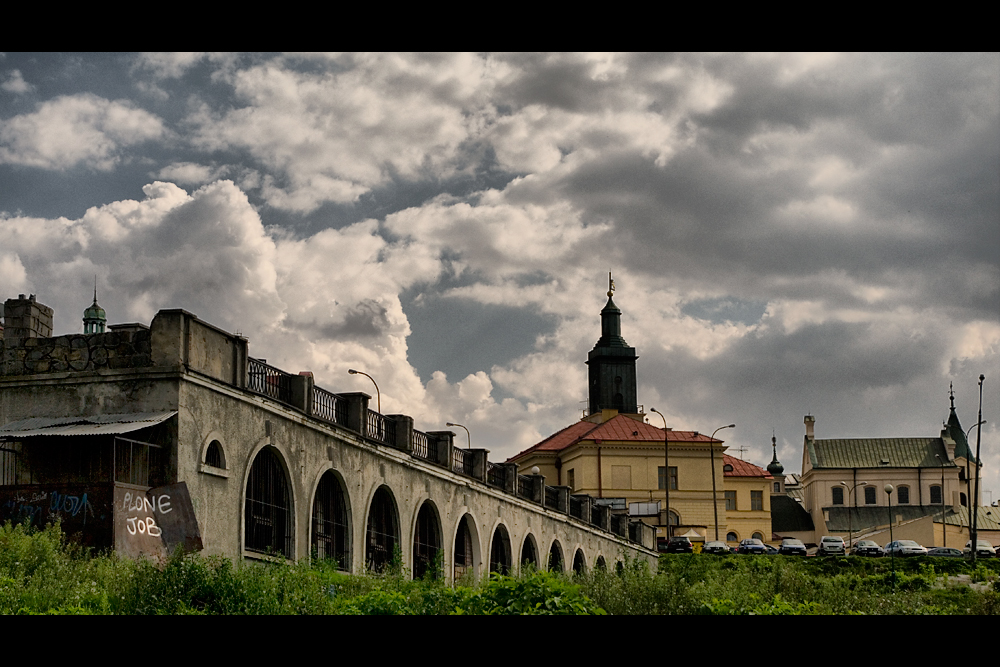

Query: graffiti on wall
[[114, 482, 202, 559]]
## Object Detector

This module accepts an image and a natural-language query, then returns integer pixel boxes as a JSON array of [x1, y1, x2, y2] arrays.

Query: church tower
[[586, 273, 638, 416]]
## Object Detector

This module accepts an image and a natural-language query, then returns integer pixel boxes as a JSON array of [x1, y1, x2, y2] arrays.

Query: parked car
[[851, 540, 884, 557], [778, 538, 808, 556], [963, 540, 997, 558], [884, 540, 928, 557], [664, 536, 693, 554], [817, 536, 846, 556], [765, 543, 779, 555], [702, 541, 730, 554], [737, 538, 767, 555], [926, 547, 964, 558]]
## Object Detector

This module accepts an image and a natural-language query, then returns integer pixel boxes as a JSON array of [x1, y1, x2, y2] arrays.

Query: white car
[[817, 536, 846, 556], [963, 540, 997, 558], [885, 540, 928, 557]]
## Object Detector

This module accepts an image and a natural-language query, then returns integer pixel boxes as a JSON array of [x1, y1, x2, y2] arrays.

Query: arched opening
[[930, 485, 943, 505], [311, 470, 349, 570], [548, 540, 564, 572], [596, 555, 607, 571], [726, 531, 739, 542], [413, 501, 442, 580], [752, 532, 764, 541], [521, 534, 539, 571], [365, 486, 400, 572], [490, 524, 512, 575], [573, 548, 586, 575], [205, 440, 225, 468], [245, 446, 293, 558], [454, 514, 476, 582], [961, 492, 968, 507]]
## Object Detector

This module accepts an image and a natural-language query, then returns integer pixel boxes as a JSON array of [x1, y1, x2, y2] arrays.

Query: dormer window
[[723, 464, 733, 472]]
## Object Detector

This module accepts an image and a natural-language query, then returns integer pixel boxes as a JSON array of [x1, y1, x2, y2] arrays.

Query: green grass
[[2, 522, 998, 614]]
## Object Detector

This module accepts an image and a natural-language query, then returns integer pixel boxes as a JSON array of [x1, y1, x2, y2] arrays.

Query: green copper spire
[[767, 434, 784, 476], [83, 277, 106, 334]]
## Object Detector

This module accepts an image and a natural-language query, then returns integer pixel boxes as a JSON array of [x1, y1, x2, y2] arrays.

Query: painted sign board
[[113, 482, 203, 560]]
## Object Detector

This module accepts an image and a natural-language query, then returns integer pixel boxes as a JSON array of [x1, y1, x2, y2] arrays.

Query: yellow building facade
[[509, 280, 773, 549]]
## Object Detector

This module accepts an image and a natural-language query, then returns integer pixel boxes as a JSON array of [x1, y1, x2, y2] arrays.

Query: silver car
[[817, 535, 846, 556], [885, 540, 928, 557]]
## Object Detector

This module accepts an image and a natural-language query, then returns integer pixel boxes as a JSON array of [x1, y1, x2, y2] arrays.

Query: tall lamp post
[[446, 422, 471, 449], [348, 369, 380, 413], [840, 481, 868, 555], [964, 420, 985, 540], [650, 409, 671, 541], [934, 454, 947, 547], [972, 374, 986, 564], [885, 483, 895, 588], [709, 424, 735, 541]]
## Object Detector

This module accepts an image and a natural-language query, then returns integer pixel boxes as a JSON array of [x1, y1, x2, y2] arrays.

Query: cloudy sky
[[2, 53, 997, 498]]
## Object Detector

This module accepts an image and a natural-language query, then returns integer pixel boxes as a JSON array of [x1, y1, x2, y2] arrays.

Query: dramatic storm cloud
[[1, 53, 997, 498]]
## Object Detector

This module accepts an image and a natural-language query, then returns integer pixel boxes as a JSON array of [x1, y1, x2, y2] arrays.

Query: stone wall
[[1, 329, 153, 376]]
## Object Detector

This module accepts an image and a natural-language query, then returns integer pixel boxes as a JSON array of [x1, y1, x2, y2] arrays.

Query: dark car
[[852, 540, 884, 557], [702, 541, 730, 554], [926, 547, 964, 558], [778, 538, 808, 556], [663, 536, 693, 553], [737, 538, 767, 555]]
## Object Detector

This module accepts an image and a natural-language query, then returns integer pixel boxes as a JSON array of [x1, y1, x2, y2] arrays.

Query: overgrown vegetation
[[2, 522, 998, 614]]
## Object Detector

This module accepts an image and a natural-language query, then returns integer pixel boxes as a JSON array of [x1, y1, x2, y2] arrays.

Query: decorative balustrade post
[[572, 494, 593, 523], [386, 414, 414, 453], [504, 463, 518, 495], [338, 392, 371, 434], [290, 371, 313, 414], [467, 449, 489, 482], [592, 504, 611, 531], [426, 430, 454, 470], [529, 474, 545, 505], [553, 486, 571, 514]]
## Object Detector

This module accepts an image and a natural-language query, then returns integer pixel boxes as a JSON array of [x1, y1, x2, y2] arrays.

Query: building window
[[413, 501, 442, 580], [365, 486, 400, 573], [897, 486, 910, 504], [752, 532, 763, 540], [311, 470, 349, 570], [658, 466, 678, 490], [930, 485, 942, 504], [725, 490, 737, 511], [751, 490, 763, 511], [490, 524, 512, 575], [567, 468, 575, 490], [727, 531, 738, 542], [245, 446, 293, 558], [864, 486, 876, 505], [774, 482, 781, 493], [454, 515, 475, 581], [205, 440, 225, 468], [832, 487, 844, 505]]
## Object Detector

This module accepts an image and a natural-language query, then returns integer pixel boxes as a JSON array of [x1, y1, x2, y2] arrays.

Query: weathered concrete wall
[[1, 329, 153, 376]]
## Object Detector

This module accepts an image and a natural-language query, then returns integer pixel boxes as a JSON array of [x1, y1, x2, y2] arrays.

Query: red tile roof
[[508, 413, 722, 462], [723, 454, 773, 478]]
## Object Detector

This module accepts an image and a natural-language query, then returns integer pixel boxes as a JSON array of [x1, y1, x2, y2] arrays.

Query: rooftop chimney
[[804, 414, 815, 440]]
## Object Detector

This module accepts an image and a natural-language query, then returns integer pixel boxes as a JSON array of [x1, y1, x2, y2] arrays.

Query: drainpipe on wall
[[596, 440, 603, 498]]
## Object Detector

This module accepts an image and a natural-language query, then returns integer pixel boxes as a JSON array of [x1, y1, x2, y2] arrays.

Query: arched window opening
[[864, 486, 876, 505], [727, 531, 738, 542], [205, 440, 225, 468], [365, 486, 400, 573], [413, 502, 442, 580], [311, 471, 349, 570], [596, 555, 607, 571], [752, 532, 763, 541], [930, 485, 943, 505], [573, 549, 586, 576], [548, 540, 564, 572], [245, 447, 293, 558], [961, 492, 968, 507], [832, 487, 844, 505], [897, 485, 910, 504], [490, 525, 512, 575], [454, 515, 475, 582], [521, 535, 538, 570]]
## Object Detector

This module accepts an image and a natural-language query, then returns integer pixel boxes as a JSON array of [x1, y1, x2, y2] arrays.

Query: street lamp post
[[972, 374, 985, 565], [935, 454, 946, 547], [709, 424, 735, 541], [348, 369, 380, 414], [446, 422, 471, 449], [885, 483, 895, 588], [650, 409, 671, 541], [840, 481, 868, 555]]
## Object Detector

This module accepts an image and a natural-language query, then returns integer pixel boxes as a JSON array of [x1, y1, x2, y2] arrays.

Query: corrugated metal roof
[[0, 411, 176, 437], [942, 506, 1000, 531], [809, 437, 955, 469]]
